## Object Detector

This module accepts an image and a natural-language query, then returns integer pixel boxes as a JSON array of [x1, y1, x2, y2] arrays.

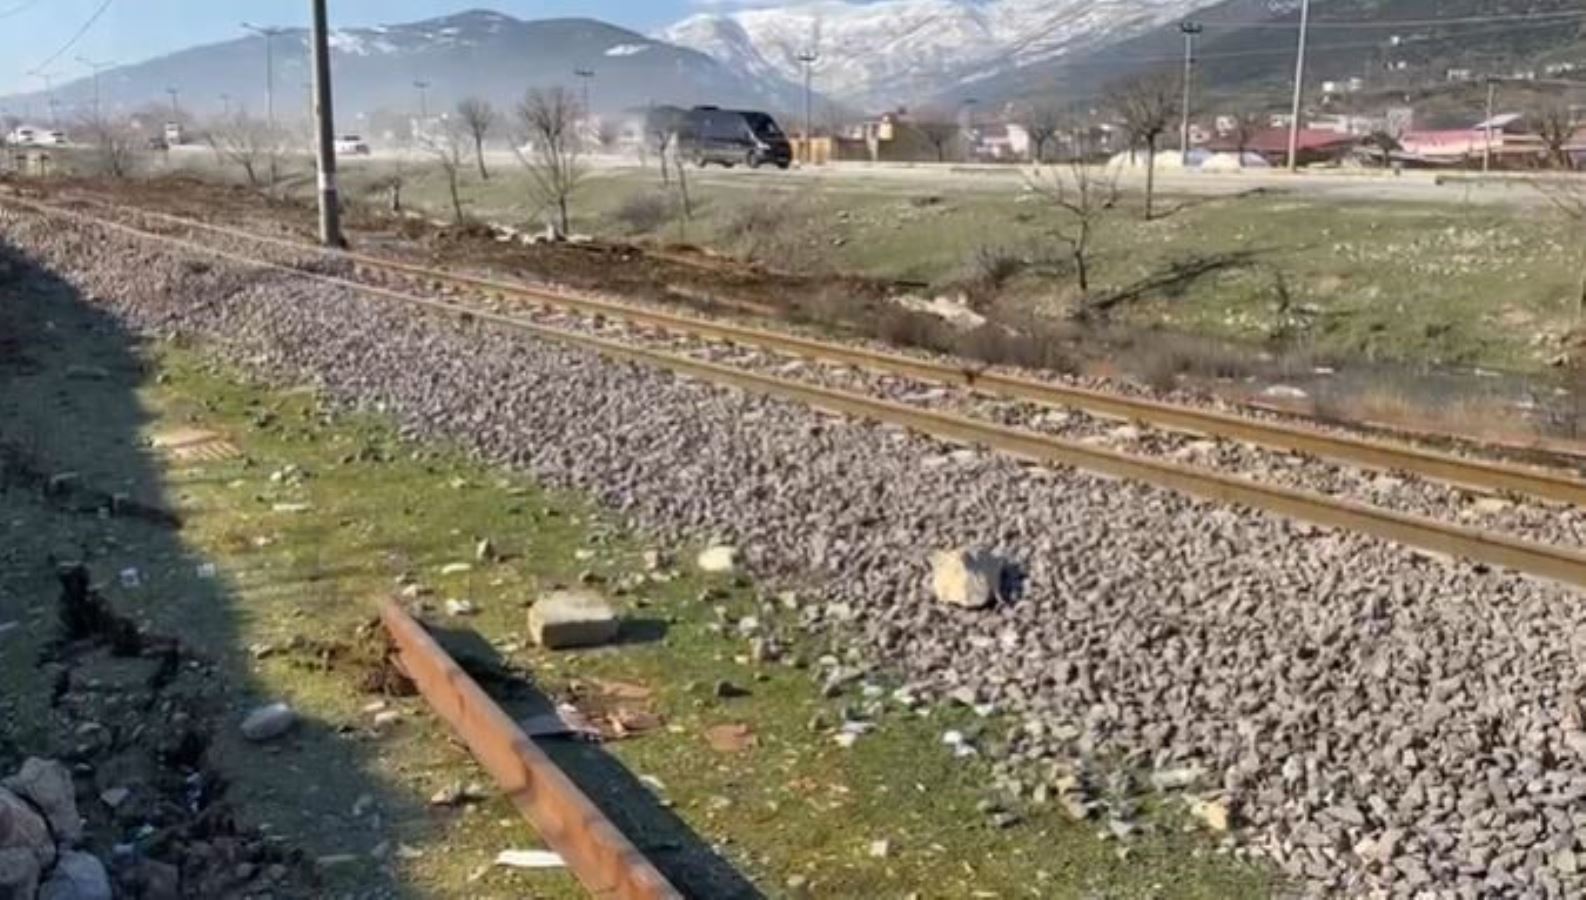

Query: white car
[[6, 127, 37, 145], [37, 131, 66, 146], [335, 134, 370, 156]]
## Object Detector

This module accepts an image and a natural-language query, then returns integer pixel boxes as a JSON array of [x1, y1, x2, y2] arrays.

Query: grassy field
[[304, 154, 1586, 378], [0, 247, 1271, 897]]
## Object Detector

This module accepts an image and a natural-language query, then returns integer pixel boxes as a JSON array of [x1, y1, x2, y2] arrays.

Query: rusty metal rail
[[54, 193, 1586, 507], [380, 598, 682, 900], [11, 195, 1586, 590]]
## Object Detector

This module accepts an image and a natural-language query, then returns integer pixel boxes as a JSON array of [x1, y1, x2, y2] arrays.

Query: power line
[[0, 0, 46, 21], [30, 0, 113, 77]]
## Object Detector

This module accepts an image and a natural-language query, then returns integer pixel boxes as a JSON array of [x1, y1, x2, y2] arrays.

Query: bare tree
[[645, 105, 686, 186], [1023, 101, 1065, 163], [596, 118, 622, 153], [515, 86, 586, 237], [205, 111, 273, 187], [1534, 180, 1586, 320], [1229, 110, 1264, 161], [455, 97, 497, 180], [915, 116, 961, 163], [77, 114, 140, 178], [1027, 161, 1120, 294], [1108, 72, 1178, 220], [1532, 99, 1576, 170], [422, 120, 470, 224]]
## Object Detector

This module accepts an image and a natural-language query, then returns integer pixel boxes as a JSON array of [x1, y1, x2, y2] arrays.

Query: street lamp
[[241, 22, 287, 183], [413, 79, 431, 121], [1286, 0, 1312, 172], [797, 50, 818, 162], [1179, 21, 1204, 166], [574, 68, 595, 117]]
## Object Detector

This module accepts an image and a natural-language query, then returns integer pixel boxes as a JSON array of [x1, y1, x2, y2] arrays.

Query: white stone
[[930, 549, 1002, 610], [240, 703, 296, 742], [40, 851, 112, 900], [696, 545, 739, 574], [528, 590, 619, 650]]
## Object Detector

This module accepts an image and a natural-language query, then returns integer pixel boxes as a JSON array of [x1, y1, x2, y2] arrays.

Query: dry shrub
[[954, 324, 1079, 374], [1126, 332, 1257, 392], [613, 190, 675, 234], [724, 194, 830, 273]]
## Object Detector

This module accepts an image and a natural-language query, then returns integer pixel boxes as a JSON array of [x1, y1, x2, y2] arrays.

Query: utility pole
[[574, 68, 595, 117], [1483, 77, 1497, 174], [242, 22, 286, 184], [310, 0, 342, 248], [220, 93, 232, 117], [797, 50, 817, 164], [166, 87, 180, 118], [76, 57, 115, 119], [1179, 21, 1203, 166], [1286, 0, 1311, 172]]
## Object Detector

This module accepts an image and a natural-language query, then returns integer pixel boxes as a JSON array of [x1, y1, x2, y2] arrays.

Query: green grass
[[0, 259, 1271, 896], [307, 156, 1586, 375]]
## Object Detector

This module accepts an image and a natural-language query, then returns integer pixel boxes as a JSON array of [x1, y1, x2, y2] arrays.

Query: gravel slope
[[6, 206, 1586, 898]]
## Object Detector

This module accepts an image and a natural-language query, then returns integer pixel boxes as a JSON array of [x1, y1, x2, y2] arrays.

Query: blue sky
[[0, 0, 712, 95]]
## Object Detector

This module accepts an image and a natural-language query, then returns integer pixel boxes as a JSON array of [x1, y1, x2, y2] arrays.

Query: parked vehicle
[[6, 127, 36, 145], [37, 131, 67, 146], [335, 134, 370, 156], [163, 122, 186, 146], [678, 107, 791, 170]]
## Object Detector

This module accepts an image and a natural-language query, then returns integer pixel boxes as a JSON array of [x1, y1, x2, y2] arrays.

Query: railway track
[[41, 190, 1586, 506], [9, 192, 1586, 591]]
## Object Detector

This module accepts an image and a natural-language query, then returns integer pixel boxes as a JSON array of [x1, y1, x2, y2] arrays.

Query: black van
[[679, 107, 792, 170]]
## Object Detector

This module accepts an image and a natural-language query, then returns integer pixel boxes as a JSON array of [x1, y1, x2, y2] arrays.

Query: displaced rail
[[380, 598, 682, 900], [42, 191, 1586, 507], [9, 194, 1586, 589]]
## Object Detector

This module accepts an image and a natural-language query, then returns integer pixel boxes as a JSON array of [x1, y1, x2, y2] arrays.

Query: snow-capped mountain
[[661, 0, 1214, 109], [0, 10, 805, 123]]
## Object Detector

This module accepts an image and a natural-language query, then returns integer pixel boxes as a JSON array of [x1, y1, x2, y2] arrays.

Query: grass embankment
[[327, 158, 1585, 377], [0, 260, 1269, 896]]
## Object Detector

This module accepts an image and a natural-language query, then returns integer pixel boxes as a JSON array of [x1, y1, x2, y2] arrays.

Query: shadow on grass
[[427, 622, 764, 899], [0, 240, 426, 897]]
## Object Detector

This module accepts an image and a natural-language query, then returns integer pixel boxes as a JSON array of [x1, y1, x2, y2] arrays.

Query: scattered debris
[[475, 538, 497, 563], [439, 562, 473, 576], [494, 849, 565, 869], [1191, 797, 1232, 833], [528, 590, 619, 649], [444, 599, 478, 617], [705, 723, 757, 754]]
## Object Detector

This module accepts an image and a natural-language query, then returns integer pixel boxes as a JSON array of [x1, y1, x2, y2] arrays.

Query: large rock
[[38, 851, 111, 900], [0, 788, 54, 870], [528, 590, 619, 650], [930, 549, 1003, 610], [0, 847, 41, 900], [3, 759, 81, 844]]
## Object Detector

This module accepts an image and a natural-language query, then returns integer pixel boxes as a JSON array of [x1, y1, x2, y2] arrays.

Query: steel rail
[[51, 194, 1586, 506], [11, 195, 1586, 589], [380, 598, 682, 900]]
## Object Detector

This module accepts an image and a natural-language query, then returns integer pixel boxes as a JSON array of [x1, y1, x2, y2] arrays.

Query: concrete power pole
[[1179, 21, 1203, 166], [574, 68, 595, 117], [797, 51, 817, 164], [1286, 0, 1311, 172], [310, 0, 343, 248]]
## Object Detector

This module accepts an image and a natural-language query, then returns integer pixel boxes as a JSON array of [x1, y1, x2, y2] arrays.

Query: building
[[1398, 113, 1542, 164]]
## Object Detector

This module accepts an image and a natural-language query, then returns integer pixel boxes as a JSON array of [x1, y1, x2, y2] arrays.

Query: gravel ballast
[[7, 206, 1586, 897]]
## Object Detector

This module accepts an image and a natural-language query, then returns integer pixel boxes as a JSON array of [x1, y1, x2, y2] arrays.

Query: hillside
[[960, 0, 1586, 110], [0, 10, 806, 126]]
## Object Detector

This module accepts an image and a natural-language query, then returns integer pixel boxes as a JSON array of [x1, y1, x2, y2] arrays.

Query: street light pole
[[797, 50, 817, 164], [242, 22, 286, 183], [30, 72, 56, 126], [574, 68, 595, 117], [310, 0, 342, 248], [413, 79, 430, 121], [1179, 21, 1203, 166], [1286, 0, 1311, 172], [166, 87, 180, 119]]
